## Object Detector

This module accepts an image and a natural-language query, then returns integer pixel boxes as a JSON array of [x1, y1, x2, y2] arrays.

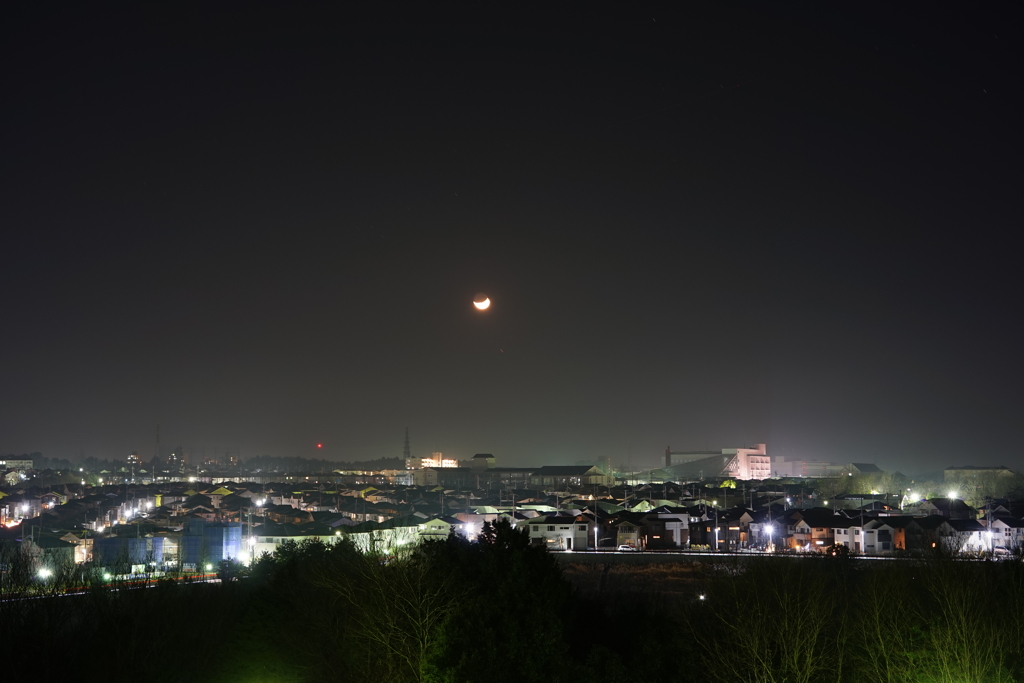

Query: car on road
[[617, 544, 638, 551]]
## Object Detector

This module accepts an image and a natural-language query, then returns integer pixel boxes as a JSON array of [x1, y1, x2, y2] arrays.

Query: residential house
[[529, 515, 590, 550], [417, 516, 461, 542], [346, 516, 428, 553], [945, 518, 990, 553], [790, 508, 843, 552], [912, 515, 989, 554], [645, 507, 691, 547], [986, 516, 1024, 551], [265, 504, 314, 525], [59, 532, 93, 563], [832, 516, 911, 554], [905, 497, 977, 520]]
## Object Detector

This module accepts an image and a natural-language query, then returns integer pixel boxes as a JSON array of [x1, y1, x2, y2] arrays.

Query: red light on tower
[[317, 443, 323, 449]]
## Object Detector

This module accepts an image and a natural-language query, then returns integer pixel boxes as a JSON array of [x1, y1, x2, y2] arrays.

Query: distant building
[[470, 454, 496, 471], [904, 497, 977, 520], [574, 456, 612, 475], [772, 457, 843, 478], [843, 463, 883, 476], [530, 465, 611, 488], [95, 535, 170, 568], [411, 468, 439, 487], [664, 443, 770, 481], [179, 520, 242, 570], [0, 458, 33, 470], [407, 452, 459, 469]]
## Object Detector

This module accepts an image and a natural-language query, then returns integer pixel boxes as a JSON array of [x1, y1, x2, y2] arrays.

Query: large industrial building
[[663, 443, 771, 481]]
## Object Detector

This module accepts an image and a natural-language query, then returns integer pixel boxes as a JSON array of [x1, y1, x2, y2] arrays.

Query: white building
[[725, 444, 771, 480], [986, 516, 1024, 551], [528, 515, 591, 551]]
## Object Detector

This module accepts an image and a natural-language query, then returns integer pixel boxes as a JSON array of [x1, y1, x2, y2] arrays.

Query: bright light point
[[205, 563, 213, 572], [948, 491, 957, 499], [472, 293, 490, 310], [103, 573, 112, 581], [248, 536, 257, 547], [317, 443, 322, 448], [699, 594, 706, 600], [38, 568, 52, 579]]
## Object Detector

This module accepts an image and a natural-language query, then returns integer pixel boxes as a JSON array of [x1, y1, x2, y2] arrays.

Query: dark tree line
[[5, 526, 1024, 683]]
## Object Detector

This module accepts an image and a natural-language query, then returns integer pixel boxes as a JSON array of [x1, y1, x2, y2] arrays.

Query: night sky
[[2, 5, 1021, 474]]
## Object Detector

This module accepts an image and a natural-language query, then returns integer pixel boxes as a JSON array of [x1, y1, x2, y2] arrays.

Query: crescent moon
[[473, 297, 491, 310]]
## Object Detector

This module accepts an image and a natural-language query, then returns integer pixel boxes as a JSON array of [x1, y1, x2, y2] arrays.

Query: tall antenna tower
[[154, 424, 161, 463], [403, 427, 411, 464]]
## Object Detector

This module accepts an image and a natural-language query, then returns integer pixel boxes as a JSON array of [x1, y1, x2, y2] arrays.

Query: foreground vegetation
[[4, 521, 1024, 683]]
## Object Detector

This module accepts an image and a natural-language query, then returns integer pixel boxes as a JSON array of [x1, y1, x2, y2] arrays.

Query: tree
[[315, 537, 459, 683], [851, 563, 922, 683], [424, 519, 574, 683], [696, 558, 847, 683], [919, 560, 1011, 683], [217, 558, 248, 582], [816, 476, 852, 502]]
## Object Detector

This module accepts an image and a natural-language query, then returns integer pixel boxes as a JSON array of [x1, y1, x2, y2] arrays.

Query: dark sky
[[2, 4, 1021, 474]]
